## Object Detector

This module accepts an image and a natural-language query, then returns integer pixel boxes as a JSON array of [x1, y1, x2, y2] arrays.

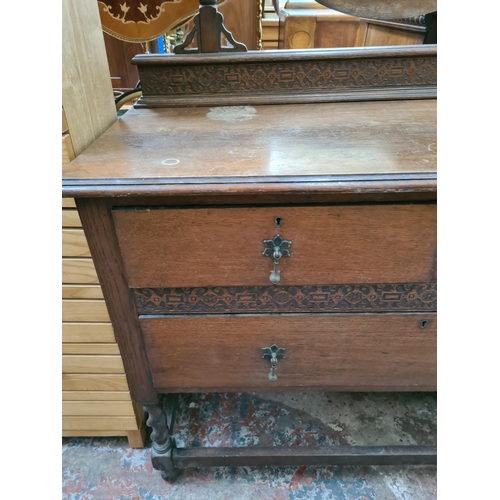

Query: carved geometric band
[[133, 283, 437, 315], [138, 57, 437, 98]]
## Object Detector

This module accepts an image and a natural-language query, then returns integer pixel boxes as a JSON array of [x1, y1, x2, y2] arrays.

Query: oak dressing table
[[62, 4, 437, 479]]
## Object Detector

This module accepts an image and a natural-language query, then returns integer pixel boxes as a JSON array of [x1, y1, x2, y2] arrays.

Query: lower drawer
[[140, 314, 436, 392]]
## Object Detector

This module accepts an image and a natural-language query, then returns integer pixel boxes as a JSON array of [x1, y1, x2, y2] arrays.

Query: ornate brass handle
[[262, 234, 291, 284], [262, 344, 285, 381]]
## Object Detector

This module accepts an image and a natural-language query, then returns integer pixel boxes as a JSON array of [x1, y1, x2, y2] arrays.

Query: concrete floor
[[62, 391, 437, 499]]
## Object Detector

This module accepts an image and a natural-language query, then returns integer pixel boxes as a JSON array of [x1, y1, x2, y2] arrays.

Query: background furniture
[[62, 0, 146, 448], [271, 0, 425, 49]]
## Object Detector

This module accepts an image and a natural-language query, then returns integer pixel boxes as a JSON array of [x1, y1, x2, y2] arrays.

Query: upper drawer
[[113, 204, 436, 288]]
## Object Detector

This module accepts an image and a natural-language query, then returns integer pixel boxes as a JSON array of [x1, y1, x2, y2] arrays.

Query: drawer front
[[140, 314, 436, 392], [113, 204, 436, 288]]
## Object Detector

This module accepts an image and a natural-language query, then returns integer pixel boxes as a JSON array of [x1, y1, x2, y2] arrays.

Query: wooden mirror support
[[173, 0, 247, 53]]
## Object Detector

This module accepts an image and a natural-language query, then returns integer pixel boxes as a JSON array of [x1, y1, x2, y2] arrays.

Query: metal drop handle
[[262, 234, 291, 284], [262, 344, 285, 381]]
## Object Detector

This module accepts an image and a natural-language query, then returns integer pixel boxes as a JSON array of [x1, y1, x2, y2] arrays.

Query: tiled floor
[[62, 391, 437, 499]]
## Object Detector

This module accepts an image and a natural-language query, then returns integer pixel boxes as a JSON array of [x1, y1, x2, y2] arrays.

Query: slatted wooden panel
[[62, 343, 120, 355], [62, 285, 104, 299], [62, 355, 125, 374], [63, 401, 136, 416], [62, 209, 82, 228], [63, 391, 131, 401], [63, 430, 128, 437], [62, 259, 98, 284], [62, 323, 115, 343], [62, 230, 91, 257], [63, 198, 76, 208], [63, 417, 138, 431], [62, 300, 110, 322], [62, 374, 129, 391]]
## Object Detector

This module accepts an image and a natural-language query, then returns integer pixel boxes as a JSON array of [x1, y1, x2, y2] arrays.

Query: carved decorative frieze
[[133, 283, 437, 314], [132, 47, 437, 106], [140, 57, 436, 96]]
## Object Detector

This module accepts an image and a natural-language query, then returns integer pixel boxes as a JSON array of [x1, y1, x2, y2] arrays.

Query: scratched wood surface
[[63, 100, 436, 182]]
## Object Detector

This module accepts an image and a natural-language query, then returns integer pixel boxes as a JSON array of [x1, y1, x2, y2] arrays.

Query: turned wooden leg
[[143, 394, 180, 482]]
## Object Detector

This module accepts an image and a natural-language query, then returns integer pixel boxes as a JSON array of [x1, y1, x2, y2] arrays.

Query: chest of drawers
[[62, 46, 437, 480]]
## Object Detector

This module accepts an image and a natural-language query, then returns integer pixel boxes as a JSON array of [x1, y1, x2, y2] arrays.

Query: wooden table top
[[62, 99, 436, 197]]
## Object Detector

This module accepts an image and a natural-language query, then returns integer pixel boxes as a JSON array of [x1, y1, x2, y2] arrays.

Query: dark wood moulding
[[132, 45, 437, 108], [173, 445, 437, 468]]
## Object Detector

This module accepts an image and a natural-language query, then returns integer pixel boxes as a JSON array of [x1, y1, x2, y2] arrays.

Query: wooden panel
[[62, 198, 76, 208], [62, 209, 82, 228], [114, 204, 436, 287], [63, 391, 130, 401], [62, 300, 110, 322], [141, 314, 436, 392], [62, 0, 117, 156], [62, 323, 115, 343], [63, 430, 127, 437], [62, 343, 120, 355], [62, 374, 129, 391], [62, 108, 69, 134], [315, 19, 367, 48], [218, 0, 258, 50], [62, 134, 75, 165], [62, 259, 98, 284], [280, 13, 317, 48], [127, 429, 147, 449], [62, 230, 91, 257], [62, 285, 103, 299], [76, 198, 157, 403], [62, 355, 124, 374], [364, 24, 425, 46], [63, 401, 135, 416], [63, 416, 137, 431]]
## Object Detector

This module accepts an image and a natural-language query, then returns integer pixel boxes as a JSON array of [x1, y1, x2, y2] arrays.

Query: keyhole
[[420, 320, 428, 329], [275, 217, 282, 228]]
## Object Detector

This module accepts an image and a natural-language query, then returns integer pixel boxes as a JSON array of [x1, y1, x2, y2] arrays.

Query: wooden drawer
[[140, 314, 436, 392], [113, 204, 436, 288]]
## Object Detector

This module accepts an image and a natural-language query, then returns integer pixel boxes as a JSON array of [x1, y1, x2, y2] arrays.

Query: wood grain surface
[[63, 401, 135, 416], [62, 259, 98, 284], [62, 355, 124, 374], [63, 100, 436, 183], [62, 285, 104, 299], [141, 314, 436, 392], [62, 230, 91, 257], [62, 323, 115, 343], [63, 416, 137, 431], [76, 198, 157, 403], [62, 374, 129, 391], [62, 343, 120, 355], [62, 300, 111, 322], [62, 210, 82, 228], [114, 204, 436, 287], [62, 430, 127, 437], [62, 198, 76, 208], [63, 391, 131, 401], [62, 0, 116, 156]]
